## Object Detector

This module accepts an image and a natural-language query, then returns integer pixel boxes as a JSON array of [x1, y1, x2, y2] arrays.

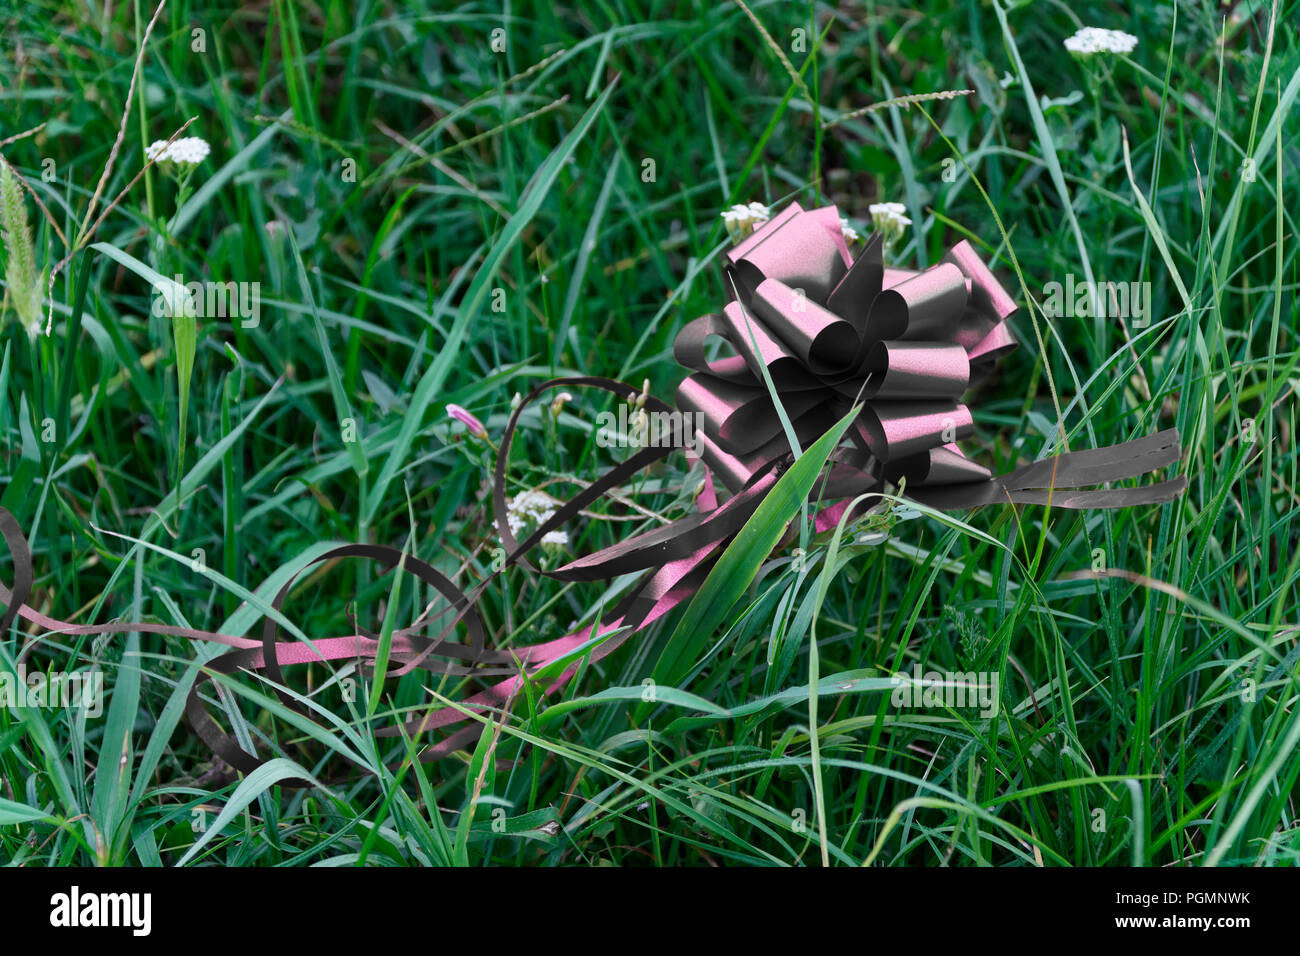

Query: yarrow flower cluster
[[720, 201, 771, 242], [145, 136, 212, 170], [868, 201, 912, 247], [505, 489, 568, 548], [506, 489, 556, 532], [1063, 27, 1138, 56]]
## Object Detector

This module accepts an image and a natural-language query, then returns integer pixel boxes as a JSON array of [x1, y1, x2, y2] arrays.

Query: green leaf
[[646, 406, 860, 696], [534, 683, 728, 728], [0, 797, 55, 826], [172, 306, 196, 494], [178, 758, 327, 865], [0, 392, 40, 517]]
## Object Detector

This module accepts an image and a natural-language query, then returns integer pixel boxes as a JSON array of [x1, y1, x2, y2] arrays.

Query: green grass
[[0, 0, 1297, 866]]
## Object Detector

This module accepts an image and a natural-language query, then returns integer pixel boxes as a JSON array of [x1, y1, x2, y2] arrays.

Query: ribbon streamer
[[0, 202, 1185, 786]]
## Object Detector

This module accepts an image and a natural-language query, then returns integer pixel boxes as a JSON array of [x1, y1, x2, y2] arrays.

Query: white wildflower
[[839, 216, 860, 244], [720, 201, 771, 242], [507, 490, 558, 527], [169, 137, 211, 166], [868, 201, 909, 221], [549, 391, 574, 417], [1063, 27, 1138, 56], [145, 136, 211, 170], [868, 202, 912, 247], [505, 490, 571, 548]]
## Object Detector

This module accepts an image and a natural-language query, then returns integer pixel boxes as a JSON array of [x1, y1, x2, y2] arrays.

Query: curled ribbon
[[0, 201, 1185, 787]]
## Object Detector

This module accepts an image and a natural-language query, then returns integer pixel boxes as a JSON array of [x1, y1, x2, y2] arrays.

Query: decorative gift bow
[[0, 201, 1185, 786], [675, 201, 1186, 510]]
